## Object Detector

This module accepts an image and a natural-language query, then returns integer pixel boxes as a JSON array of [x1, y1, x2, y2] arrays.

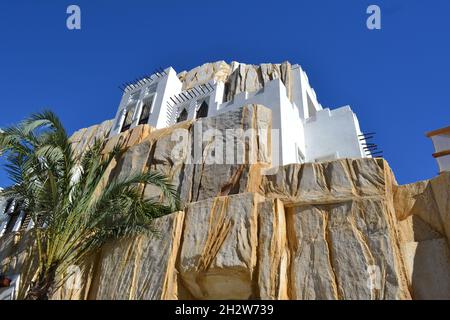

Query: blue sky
[[0, 0, 449, 186]]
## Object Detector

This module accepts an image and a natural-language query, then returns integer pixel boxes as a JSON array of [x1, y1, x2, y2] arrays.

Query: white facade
[[426, 126, 450, 173], [110, 64, 371, 166]]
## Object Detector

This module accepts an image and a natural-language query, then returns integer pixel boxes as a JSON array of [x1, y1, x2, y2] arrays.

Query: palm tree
[[0, 110, 179, 300]]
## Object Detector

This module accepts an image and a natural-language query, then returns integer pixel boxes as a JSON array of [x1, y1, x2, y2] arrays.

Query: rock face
[[260, 159, 411, 300], [79, 104, 271, 207], [70, 120, 114, 157], [88, 211, 185, 300], [178, 61, 293, 101], [1, 104, 449, 300], [394, 173, 450, 299]]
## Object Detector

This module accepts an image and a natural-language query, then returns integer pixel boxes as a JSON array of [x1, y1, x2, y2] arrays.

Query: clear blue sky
[[0, 0, 449, 186]]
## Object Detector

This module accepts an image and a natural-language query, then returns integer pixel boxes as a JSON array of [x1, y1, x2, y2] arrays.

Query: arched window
[[196, 101, 209, 119], [139, 103, 151, 125], [177, 108, 188, 123], [121, 106, 135, 132]]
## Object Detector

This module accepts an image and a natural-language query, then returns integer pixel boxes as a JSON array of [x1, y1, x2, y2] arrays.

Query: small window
[[177, 108, 188, 123], [121, 105, 135, 132], [4, 199, 15, 215], [223, 82, 231, 103], [138, 104, 151, 125], [139, 96, 153, 125], [196, 101, 209, 119]]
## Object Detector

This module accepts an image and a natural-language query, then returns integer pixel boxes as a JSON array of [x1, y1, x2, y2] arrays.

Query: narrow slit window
[[121, 106, 135, 132], [196, 101, 209, 119], [223, 82, 231, 103], [139, 100, 152, 125], [177, 108, 188, 123]]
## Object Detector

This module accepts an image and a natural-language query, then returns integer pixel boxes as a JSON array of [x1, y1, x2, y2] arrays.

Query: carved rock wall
[[1, 104, 449, 300]]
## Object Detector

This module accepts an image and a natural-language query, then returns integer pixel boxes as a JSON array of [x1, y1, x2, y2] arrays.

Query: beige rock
[[178, 61, 292, 101], [115, 140, 152, 182], [91, 120, 114, 143], [224, 62, 292, 102], [287, 199, 410, 300], [140, 104, 271, 205], [125, 124, 153, 148], [402, 239, 450, 299], [69, 127, 87, 144], [89, 211, 184, 300], [394, 172, 450, 246], [178, 193, 260, 300], [52, 256, 97, 300], [180, 104, 272, 203], [143, 121, 194, 203], [102, 130, 131, 155], [72, 124, 99, 156], [261, 158, 389, 206], [257, 198, 289, 299], [397, 215, 443, 243], [286, 204, 340, 299], [179, 61, 231, 90], [70, 120, 114, 157], [70, 104, 272, 207], [393, 173, 450, 300], [4, 96, 450, 301]]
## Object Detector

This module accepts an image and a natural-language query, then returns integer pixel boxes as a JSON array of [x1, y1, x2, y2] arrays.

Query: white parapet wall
[[304, 106, 366, 162]]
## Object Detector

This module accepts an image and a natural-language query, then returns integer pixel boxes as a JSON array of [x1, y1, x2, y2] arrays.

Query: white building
[[426, 126, 450, 173], [110, 63, 373, 166]]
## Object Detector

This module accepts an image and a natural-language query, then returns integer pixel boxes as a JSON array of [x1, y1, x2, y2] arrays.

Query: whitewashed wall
[[304, 106, 365, 162], [109, 67, 183, 137]]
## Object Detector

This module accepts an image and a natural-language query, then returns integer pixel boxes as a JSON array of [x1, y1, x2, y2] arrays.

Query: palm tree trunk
[[25, 264, 58, 300]]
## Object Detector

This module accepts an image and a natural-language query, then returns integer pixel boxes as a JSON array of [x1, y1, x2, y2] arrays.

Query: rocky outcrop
[[87, 211, 185, 300], [178, 61, 293, 101], [1, 103, 449, 300], [178, 61, 231, 91], [91, 104, 271, 206], [70, 120, 114, 157], [394, 173, 450, 299], [260, 159, 411, 299]]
